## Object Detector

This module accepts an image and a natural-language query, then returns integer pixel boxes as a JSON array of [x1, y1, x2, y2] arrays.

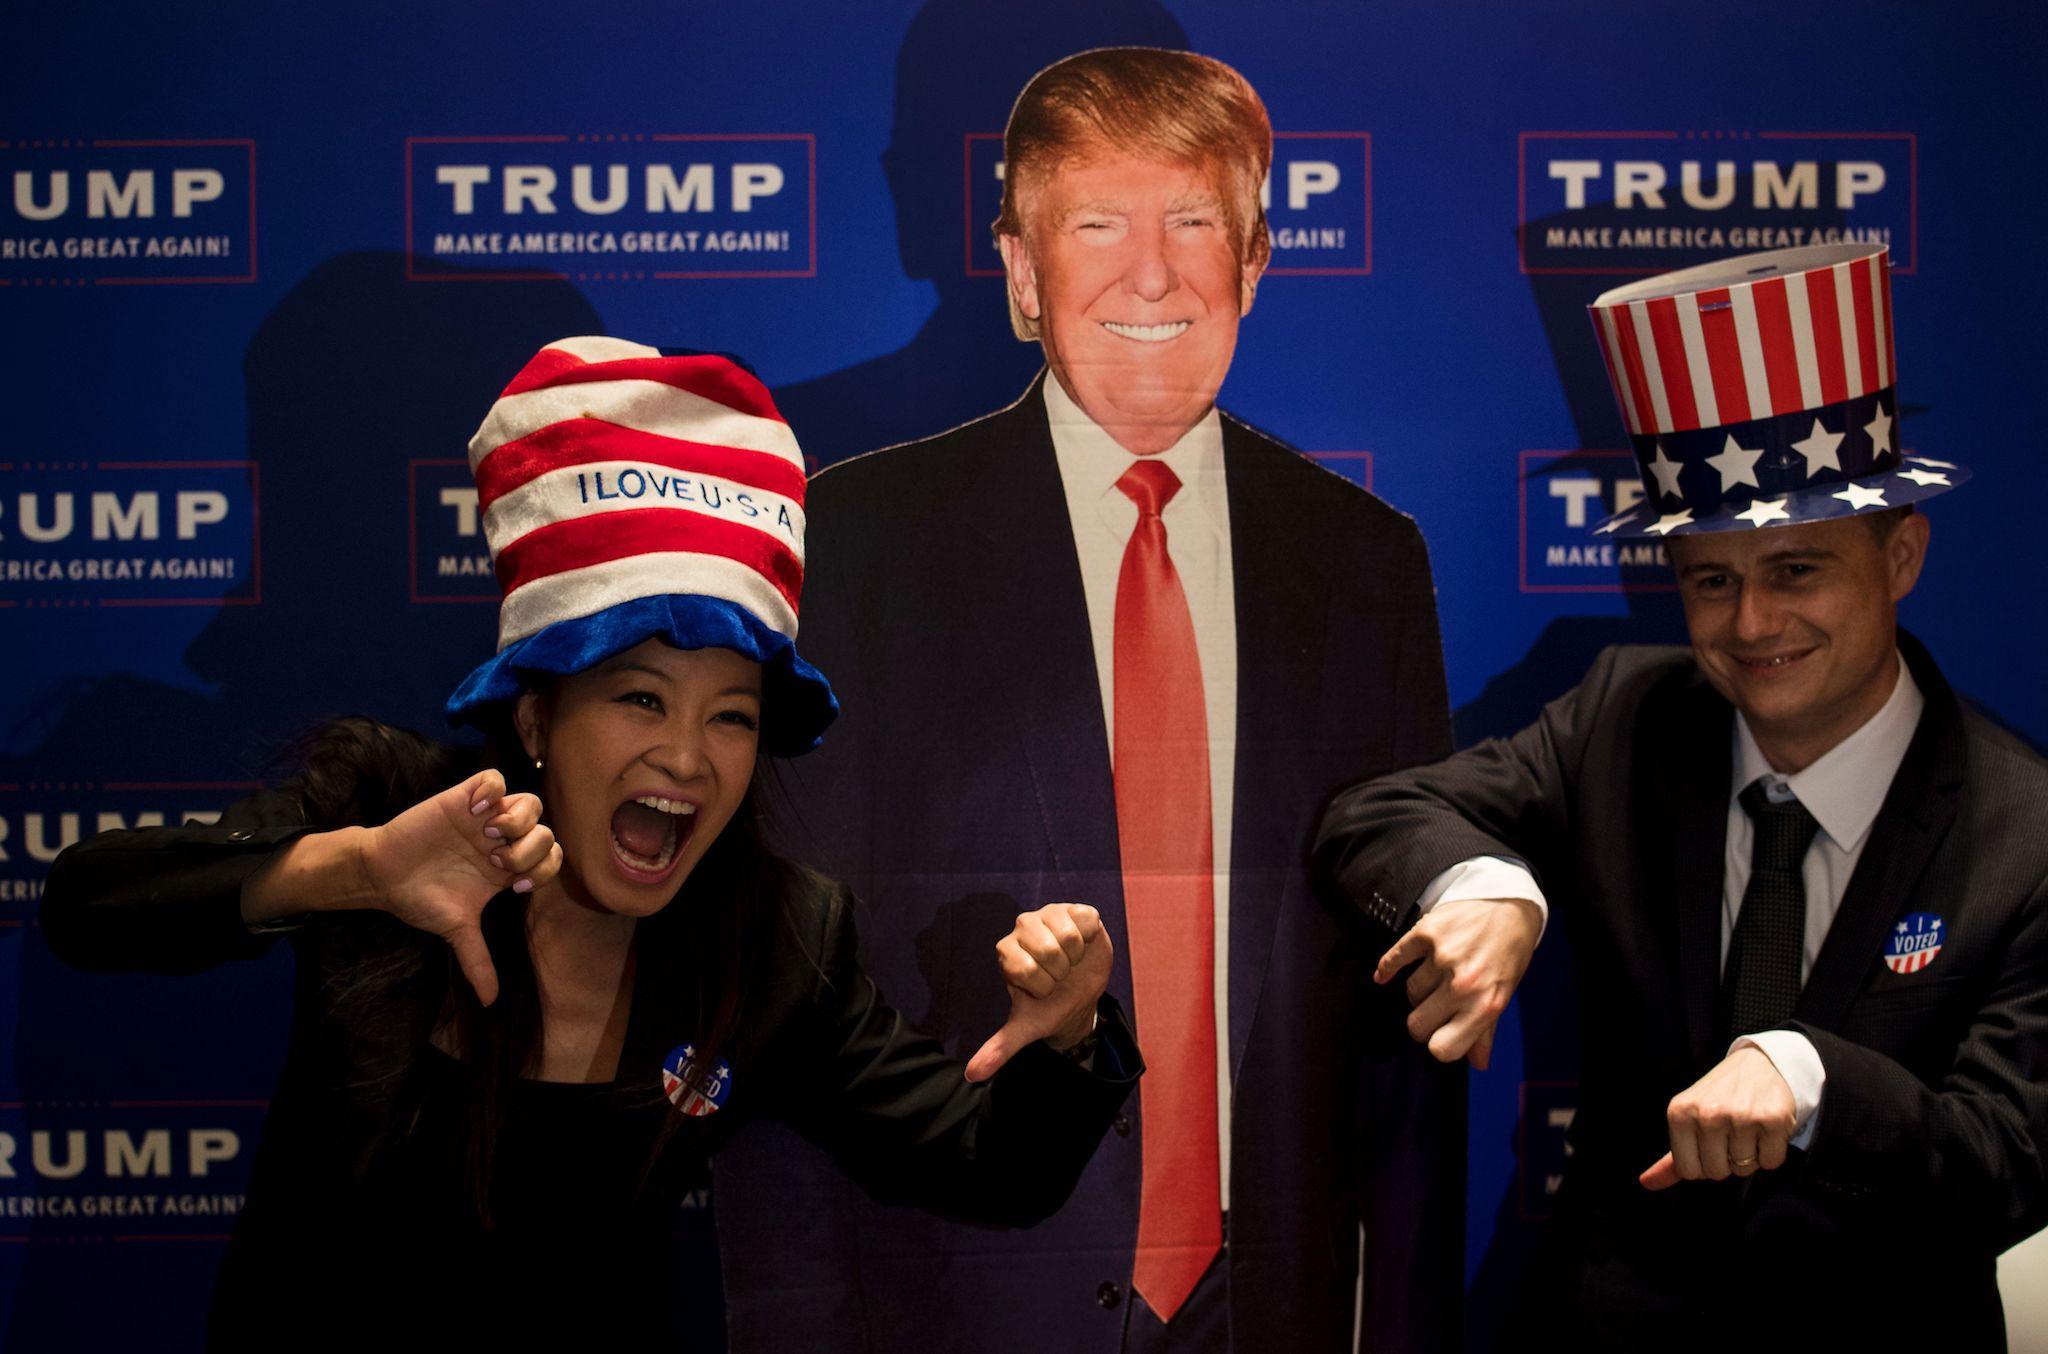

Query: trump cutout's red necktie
[[1112, 459, 1221, 1323]]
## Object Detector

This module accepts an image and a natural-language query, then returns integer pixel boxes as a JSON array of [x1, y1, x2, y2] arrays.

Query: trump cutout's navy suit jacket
[[716, 376, 1463, 1354]]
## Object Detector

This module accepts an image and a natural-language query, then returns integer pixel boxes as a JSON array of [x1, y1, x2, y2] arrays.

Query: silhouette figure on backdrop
[[5, 253, 605, 1353], [770, 0, 1188, 469]]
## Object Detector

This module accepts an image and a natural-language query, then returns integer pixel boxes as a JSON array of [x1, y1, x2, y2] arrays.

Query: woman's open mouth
[[608, 794, 697, 885]]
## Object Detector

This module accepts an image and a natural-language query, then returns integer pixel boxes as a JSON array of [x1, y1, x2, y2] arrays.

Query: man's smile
[[1729, 646, 1818, 675], [1100, 320, 1193, 343]]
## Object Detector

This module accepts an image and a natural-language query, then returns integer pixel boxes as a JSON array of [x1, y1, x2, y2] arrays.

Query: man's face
[[1668, 513, 1929, 767], [999, 149, 1261, 453]]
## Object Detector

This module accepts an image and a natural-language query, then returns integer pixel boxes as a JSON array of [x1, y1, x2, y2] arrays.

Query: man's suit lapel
[[1648, 675, 1737, 1067], [1794, 637, 1966, 1031], [1220, 418, 1331, 1078], [958, 375, 1127, 934]]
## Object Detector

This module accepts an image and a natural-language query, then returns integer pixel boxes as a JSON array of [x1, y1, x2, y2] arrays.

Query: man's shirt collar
[[1042, 370, 1228, 539], [1731, 652, 1925, 854]]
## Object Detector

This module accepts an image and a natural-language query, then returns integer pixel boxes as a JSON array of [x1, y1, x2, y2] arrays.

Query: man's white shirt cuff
[[1416, 857, 1549, 939], [1731, 1030, 1825, 1150]]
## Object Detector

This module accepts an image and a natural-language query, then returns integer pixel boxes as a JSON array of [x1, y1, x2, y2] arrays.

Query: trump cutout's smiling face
[[1000, 149, 1262, 456]]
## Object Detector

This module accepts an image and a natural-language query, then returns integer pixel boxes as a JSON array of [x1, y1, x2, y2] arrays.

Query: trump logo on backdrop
[[405, 134, 817, 282], [1518, 450, 1670, 593], [0, 1100, 263, 1239], [1, 137, 257, 286], [0, 782, 250, 921], [1518, 1081, 1577, 1221], [966, 131, 1371, 276], [0, 461, 260, 607], [408, 459, 496, 603], [1518, 131, 1915, 276]]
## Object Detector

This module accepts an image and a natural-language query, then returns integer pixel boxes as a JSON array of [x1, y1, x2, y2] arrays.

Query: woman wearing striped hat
[[41, 338, 1139, 1347]]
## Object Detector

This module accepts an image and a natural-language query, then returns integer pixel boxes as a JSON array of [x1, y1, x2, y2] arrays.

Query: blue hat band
[[444, 594, 838, 756]]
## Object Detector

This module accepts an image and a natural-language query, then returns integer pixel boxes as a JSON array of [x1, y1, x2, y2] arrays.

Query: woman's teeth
[[1102, 320, 1191, 342], [614, 836, 676, 871], [633, 795, 697, 817]]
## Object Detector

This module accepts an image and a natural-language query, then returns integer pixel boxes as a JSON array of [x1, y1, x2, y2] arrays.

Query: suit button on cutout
[[1097, 1281, 1123, 1310], [1113, 1113, 1131, 1138]]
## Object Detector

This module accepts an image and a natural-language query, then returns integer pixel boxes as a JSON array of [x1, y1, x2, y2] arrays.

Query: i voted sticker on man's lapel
[[1883, 913, 1944, 975], [662, 1043, 733, 1117]]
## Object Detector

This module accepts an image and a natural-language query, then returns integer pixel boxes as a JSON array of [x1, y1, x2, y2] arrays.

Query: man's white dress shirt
[[1044, 373, 1238, 1207]]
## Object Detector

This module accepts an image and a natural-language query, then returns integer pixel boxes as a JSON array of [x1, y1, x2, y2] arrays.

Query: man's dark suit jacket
[[1314, 634, 2048, 1349], [715, 376, 1464, 1353]]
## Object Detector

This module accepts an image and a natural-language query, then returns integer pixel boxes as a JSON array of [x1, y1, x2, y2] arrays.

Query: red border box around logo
[[0, 779, 263, 927], [0, 461, 262, 609], [408, 457, 496, 604], [1514, 130, 1918, 278], [0, 139, 258, 288], [1517, 449, 1675, 596], [1307, 450, 1374, 491], [402, 134, 819, 283], [963, 131, 1373, 278], [0, 1096, 267, 1241]]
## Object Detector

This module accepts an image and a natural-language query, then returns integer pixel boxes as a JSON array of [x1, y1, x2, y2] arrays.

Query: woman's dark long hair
[[281, 707, 780, 1224]]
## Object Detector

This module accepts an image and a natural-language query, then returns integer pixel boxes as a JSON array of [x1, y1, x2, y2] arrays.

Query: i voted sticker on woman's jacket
[[662, 1043, 733, 1116], [1884, 913, 1944, 975]]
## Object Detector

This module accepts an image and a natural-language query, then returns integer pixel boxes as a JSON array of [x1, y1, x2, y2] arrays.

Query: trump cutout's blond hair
[[994, 47, 1273, 341]]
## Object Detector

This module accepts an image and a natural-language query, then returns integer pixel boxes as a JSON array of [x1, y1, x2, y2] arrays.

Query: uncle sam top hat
[[1586, 242, 1966, 538], [445, 336, 837, 755]]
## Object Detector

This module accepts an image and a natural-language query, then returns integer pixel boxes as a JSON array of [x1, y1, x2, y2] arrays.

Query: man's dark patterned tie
[[1721, 779, 1822, 1042]]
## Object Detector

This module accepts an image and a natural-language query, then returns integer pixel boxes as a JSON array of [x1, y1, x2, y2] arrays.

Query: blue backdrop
[[5, 1, 2043, 1347]]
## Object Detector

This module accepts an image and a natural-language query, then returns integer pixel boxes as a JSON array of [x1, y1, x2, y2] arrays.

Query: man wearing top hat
[[1314, 242, 2048, 1345], [713, 45, 1460, 1354]]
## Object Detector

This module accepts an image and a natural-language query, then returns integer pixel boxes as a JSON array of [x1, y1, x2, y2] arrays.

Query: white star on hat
[[1734, 497, 1791, 528], [1790, 418, 1844, 476], [1646, 444, 1685, 500], [1594, 514, 1628, 535], [1897, 467, 1951, 487], [1910, 457, 1957, 469], [1834, 482, 1888, 510], [1865, 406, 1895, 458], [1645, 508, 1695, 536], [1706, 435, 1764, 491]]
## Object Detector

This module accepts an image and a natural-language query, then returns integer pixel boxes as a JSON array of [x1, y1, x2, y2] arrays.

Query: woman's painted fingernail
[[471, 796, 494, 816], [483, 826, 503, 839], [512, 878, 534, 894], [490, 853, 503, 869]]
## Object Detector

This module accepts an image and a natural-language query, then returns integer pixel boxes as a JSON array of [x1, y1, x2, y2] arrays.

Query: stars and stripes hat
[[444, 336, 837, 755], [1586, 243, 1967, 538]]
